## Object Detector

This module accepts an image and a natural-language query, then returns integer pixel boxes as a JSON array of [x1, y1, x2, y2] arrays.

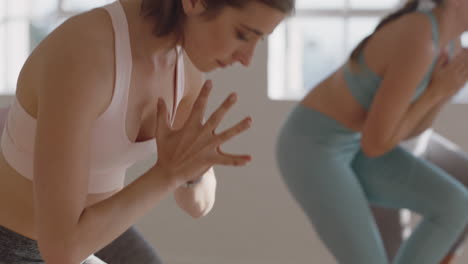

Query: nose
[[233, 44, 256, 67]]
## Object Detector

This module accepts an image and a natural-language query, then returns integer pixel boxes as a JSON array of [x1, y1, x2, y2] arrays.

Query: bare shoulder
[[363, 11, 434, 75], [373, 12, 435, 56], [27, 7, 117, 119]]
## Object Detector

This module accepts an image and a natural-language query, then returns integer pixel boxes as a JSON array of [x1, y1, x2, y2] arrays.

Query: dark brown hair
[[349, 0, 444, 67], [140, 0, 295, 40]]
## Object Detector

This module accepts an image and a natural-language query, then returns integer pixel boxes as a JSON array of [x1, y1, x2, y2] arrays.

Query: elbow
[[188, 199, 214, 219], [39, 241, 79, 264], [198, 201, 214, 218], [38, 230, 82, 264], [190, 210, 207, 219], [174, 184, 216, 219], [41, 255, 76, 264]]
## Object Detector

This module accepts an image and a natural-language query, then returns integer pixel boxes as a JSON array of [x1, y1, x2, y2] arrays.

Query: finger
[[213, 152, 252, 166], [211, 117, 252, 146], [204, 93, 237, 132], [155, 98, 170, 138], [186, 80, 213, 127], [217, 146, 252, 161]]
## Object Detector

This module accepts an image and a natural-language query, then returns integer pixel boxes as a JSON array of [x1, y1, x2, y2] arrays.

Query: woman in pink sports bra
[[0, 0, 293, 263]]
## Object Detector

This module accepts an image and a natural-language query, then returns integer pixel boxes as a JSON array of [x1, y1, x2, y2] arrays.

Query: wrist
[[150, 164, 180, 190]]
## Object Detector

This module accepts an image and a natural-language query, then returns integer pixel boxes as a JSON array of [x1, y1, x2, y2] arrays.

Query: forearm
[[67, 166, 177, 263], [174, 167, 217, 218], [387, 91, 445, 148], [403, 97, 449, 140]]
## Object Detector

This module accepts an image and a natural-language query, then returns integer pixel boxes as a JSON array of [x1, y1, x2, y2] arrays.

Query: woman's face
[[181, 0, 287, 72]]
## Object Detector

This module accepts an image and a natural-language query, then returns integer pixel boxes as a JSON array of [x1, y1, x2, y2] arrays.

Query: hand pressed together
[[153, 80, 252, 188]]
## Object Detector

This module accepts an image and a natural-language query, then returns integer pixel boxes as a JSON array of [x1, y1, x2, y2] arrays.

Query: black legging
[[0, 225, 162, 264], [96, 226, 163, 264]]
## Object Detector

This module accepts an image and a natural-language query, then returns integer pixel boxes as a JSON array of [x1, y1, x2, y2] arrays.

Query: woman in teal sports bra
[[276, 0, 468, 263]]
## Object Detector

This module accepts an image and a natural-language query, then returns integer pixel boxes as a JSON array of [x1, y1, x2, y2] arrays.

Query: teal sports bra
[[343, 10, 455, 109]]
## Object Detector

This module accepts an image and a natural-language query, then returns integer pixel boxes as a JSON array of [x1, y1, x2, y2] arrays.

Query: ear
[[181, 0, 207, 16]]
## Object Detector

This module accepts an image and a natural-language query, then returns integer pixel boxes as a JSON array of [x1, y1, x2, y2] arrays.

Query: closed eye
[[236, 30, 249, 41]]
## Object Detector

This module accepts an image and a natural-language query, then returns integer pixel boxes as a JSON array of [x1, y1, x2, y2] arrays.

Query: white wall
[[124, 41, 468, 264]]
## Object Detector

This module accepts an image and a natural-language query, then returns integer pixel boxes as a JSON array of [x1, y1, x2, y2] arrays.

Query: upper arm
[[33, 10, 114, 258], [361, 24, 435, 155]]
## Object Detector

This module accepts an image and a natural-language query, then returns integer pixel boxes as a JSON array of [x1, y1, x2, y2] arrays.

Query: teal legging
[[276, 104, 468, 264]]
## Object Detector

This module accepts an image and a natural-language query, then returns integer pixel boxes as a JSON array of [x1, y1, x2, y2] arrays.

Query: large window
[[0, 0, 112, 94], [269, 0, 468, 103]]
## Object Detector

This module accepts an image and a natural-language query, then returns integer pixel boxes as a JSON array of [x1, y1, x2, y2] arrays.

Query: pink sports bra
[[0, 0, 185, 193]]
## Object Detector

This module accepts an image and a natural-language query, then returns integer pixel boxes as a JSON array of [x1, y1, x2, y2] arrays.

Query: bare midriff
[[300, 66, 369, 133], [0, 150, 119, 240]]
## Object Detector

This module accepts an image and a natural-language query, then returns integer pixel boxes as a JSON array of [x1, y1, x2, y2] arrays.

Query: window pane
[[350, 0, 401, 9], [300, 17, 346, 94], [7, 20, 29, 93], [0, 1, 6, 20], [297, 0, 345, 9], [62, 0, 112, 11], [7, 0, 29, 17], [347, 17, 380, 53], [31, 0, 58, 18]]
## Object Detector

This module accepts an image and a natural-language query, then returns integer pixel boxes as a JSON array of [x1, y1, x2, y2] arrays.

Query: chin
[[193, 61, 217, 73], [183, 51, 215, 72]]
